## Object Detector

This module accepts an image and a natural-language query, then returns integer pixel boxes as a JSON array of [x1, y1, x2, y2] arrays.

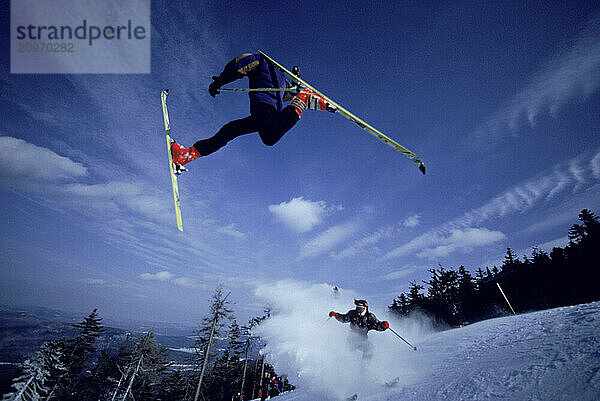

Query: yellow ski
[[258, 50, 426, 174], [161, 89, 183, 231]]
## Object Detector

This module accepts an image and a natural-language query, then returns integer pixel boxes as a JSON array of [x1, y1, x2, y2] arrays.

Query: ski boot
[[290, 87, 337, 117], [170, 141, 200, 175]]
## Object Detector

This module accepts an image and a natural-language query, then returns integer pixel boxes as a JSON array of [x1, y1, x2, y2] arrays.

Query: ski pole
[[388, 327, 417, 351], [496, 283, 516, 315], [217, 87, 299, 93]]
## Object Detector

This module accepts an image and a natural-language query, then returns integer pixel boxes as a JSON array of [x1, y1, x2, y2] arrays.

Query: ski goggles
[[355, 305, 366, 312]]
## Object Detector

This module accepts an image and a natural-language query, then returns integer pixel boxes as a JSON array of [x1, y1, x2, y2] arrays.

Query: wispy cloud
[[591, 151, 600, 178], [139, 271, 174, 281], [300, 221, 360, 259], [382, 267, 420, 281], [269, 197, 332, 233], [402, 213, 421, 228], [138, 271, 203, 289], [456, 151, 600, 228], [415, 228, 506, 260], [332, 212, 421, 260], [0, 136, 87, 182], [217, 223, 248, 239], [384, 149, 600, 261], [172, 277, 203, 289], [474, 12, 600, 142], [331, 227, 393, 260], [78, 278, 107, 286]]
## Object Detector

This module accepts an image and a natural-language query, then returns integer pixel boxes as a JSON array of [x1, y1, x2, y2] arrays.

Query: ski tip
[[418, 163, 426, 175]]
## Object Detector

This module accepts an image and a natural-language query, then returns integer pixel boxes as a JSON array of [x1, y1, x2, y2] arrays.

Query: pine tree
[[110, 331, 170, 401], [569, 209, 600, 245], [193, 286, 233, 401], [158, 370, 191, 401], [3, 339, 68, 401], [531, 246, 551, 265], [501, 248, 521, 272], [389, 293, 411, 316]]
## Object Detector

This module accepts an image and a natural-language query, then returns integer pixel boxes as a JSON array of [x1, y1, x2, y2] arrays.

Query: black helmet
[[354, 299, 368, 309]]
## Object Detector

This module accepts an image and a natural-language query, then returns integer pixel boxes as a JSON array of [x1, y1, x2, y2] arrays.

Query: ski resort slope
[[254, 282, 600, 401]]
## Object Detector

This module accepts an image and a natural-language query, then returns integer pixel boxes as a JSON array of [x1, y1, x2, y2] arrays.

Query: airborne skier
[[329, 299, 389, 359], [169, 52, 335, 169]]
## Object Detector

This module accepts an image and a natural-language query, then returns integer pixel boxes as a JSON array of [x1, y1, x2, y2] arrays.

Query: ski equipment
[[171, 142, 201, 167], [160, 89, 184, 232], [291, 88, 337, 116], [258, 50, 426, 175], [389, 327, 417, 351]]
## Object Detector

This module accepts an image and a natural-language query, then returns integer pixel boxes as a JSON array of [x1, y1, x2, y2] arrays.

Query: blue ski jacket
[[214, 53, 292, 112]]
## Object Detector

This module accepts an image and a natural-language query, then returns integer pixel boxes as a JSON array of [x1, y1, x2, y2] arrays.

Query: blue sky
[[1, 0, 600, 325]]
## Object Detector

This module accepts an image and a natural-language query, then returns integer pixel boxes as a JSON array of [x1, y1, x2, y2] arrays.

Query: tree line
[[389, 209, 600, 327], [3, 288, 293, 401]]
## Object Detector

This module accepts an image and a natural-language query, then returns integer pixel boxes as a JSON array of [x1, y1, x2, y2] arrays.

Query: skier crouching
[[170, 52, 336, 170], [329, 299, 389, 359]]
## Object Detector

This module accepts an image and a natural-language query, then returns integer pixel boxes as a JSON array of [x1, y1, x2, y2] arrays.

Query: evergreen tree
[[389, 293, 411, 316], [110, 331, 170, 401], [158, 370, 192, 401], [475, 267, 485, 282], [208, 320, 245, 400], [3, 339, 68, 401], [407, 281, 425, 305], [568, 209, 599, 245], [531, 246, 551, 265], [501, 248, 521, 272], [193, 286, 233, 401]]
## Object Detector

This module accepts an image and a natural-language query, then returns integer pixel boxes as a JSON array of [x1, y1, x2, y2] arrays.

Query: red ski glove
[[382, 321, 389, 330], [329, 311, 338, 318]]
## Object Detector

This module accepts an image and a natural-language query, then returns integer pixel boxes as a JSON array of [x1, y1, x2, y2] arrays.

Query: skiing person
[[169, 52, 336, 171], [329, 299, 389, 359]]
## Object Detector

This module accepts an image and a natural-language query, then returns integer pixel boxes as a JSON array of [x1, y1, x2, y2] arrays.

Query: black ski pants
[[193, 102, 299, 156]]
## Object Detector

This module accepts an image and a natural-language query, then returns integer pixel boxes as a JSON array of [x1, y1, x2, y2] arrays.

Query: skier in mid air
[[329, 299, 389, 359], [169, 52, 336, 171]]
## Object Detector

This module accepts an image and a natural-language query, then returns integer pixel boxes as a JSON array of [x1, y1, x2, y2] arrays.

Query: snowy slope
[[253, 282, 600, 401]]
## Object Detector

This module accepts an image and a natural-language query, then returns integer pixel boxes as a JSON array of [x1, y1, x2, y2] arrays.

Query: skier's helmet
[[354, 299, 368, 315]]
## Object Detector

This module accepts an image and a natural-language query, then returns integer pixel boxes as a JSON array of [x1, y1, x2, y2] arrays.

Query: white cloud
[[402, 213, 421, 228], [139, 270, 173, 281], [269, 197, 328, 233], [591, 151, 600, 179], [300, 221, 360, 259], [384, 227, 505, 261], [384, 150, 600, 262], [173, 277, 201, 289], [537, 236, 569, 253], [331, 227, 393, 260], [0, 136, 87, 182], [416, 228, 506, 260], [457, 152, 600, 227], [78, 278, 106, 286], [217, 223, 247, 239], [474, 12, 600, 141], [382, 268, 419, 281]]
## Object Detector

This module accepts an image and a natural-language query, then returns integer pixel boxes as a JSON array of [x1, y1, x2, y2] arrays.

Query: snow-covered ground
[[253, 281, 600, 401]]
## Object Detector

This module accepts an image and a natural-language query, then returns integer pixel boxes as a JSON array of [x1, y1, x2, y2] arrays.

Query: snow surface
[[252, 281, 600, 401]]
